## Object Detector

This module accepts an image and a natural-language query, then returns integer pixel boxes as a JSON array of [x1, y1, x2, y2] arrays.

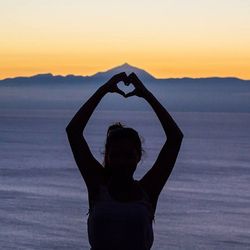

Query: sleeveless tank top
[[87, 182, 154, 250]]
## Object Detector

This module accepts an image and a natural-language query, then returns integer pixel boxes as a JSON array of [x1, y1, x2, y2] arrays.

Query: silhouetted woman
[[66, 72, 183, 250]]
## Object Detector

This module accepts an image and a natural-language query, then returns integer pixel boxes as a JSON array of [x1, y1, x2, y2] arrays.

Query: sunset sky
[[1, 0, 250, 79]]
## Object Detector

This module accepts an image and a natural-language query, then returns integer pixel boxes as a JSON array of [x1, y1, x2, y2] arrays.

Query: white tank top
[[87, 182, 154, 250]]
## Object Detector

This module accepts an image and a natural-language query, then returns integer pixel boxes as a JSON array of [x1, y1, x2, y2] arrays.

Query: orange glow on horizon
[[1, 51, 250, 80]]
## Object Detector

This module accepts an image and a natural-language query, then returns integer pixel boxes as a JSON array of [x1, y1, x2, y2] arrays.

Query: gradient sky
[[1, 0, 250, 79]]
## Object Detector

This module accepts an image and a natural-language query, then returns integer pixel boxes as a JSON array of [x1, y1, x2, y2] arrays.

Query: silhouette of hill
[[0, 73, 86, 85]]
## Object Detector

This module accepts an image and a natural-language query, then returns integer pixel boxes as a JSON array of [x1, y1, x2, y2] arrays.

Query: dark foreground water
[[0, 108, 250, 250]]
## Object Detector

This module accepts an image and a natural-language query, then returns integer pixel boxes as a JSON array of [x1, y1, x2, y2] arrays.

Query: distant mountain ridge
[[0, 63, 250, 112], [0, 63, 155, 84], [1, 63, 249, 84]]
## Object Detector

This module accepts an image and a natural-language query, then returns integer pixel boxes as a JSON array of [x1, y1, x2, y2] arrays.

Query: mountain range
[[0, 63, 250, 112], [0, 63, 155, 85], [1, 63, 249, 84]]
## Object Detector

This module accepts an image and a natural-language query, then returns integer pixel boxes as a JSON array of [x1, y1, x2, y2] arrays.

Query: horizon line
[[1, 72, 249, 81], [0, 63, 249, 81]]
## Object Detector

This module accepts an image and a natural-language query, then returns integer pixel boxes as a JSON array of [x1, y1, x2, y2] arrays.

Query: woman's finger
[[125, 89, 137, 98], [114, 87, 126, 97], [111, 72, 127, 85]]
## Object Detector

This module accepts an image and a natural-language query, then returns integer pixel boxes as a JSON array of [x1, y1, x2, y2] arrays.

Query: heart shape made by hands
[[117, 81, 135, 96]]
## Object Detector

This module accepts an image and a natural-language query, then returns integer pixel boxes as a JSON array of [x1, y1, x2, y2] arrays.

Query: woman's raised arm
[[66, 72, 127, 188], [126, 73, 184, 210]]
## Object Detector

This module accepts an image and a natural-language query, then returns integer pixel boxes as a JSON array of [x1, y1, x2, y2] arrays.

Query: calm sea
[[0, 107, 250, 249]]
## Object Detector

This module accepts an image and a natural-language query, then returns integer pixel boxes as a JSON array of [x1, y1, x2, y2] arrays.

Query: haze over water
[[0, 78, 250, 249]]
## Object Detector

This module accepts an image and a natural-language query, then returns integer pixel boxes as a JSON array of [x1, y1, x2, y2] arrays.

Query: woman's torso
[[87, 180, 154, 250]]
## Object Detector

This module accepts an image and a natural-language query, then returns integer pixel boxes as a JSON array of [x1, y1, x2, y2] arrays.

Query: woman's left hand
[[102, 72, 128, 97]]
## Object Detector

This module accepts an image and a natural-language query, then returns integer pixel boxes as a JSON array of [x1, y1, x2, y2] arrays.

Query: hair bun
[[107, 122, 124, 136]]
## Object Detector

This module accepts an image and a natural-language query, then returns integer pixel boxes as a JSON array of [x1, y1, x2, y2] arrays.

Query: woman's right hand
[[102, 72, 128, 97]]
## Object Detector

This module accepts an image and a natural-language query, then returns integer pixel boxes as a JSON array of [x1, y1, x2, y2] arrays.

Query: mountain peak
[[91, 63, 156, 81], [121, 62, 130, 66]]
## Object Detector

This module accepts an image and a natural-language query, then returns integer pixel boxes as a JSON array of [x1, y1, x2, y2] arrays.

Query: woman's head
[[104, 123, 143, 178]]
